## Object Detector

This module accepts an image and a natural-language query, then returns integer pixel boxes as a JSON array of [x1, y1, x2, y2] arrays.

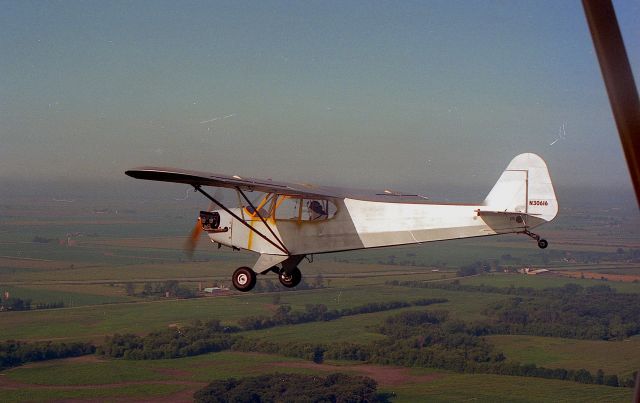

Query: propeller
[[184, 217, 204, 258], [183, 188, 224, 258]]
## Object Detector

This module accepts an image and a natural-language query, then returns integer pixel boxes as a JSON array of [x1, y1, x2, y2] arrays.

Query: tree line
[[98, 319, 236, 360], [97, 299, 636, 388], [233, 308, 635, 387], [194, 373, 387, 403], [99, 299, 447, 360], [388, 280, 640, 340], [369, 309, 634, 387], [237, 298, 448, 331], [135, 280, 197, 299], [7, 293, 636, 389], [0, 340, 95, 370], [0, 297, 64, 312]]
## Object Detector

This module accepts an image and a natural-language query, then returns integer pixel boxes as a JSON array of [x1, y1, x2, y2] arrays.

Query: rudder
[[483, 153, 558, 222]]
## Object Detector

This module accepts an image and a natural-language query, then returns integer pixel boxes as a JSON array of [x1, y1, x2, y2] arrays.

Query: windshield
[[274, 196, 336, 221]]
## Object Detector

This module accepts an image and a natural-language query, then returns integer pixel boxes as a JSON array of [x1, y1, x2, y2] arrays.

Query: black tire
[[232, 267, 256, 292], [538, 239, 549, 249], [279, 267, 302, 288]]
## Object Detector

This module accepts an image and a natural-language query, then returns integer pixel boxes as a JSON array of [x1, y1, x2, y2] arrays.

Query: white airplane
[[126, 153, 558, 292]]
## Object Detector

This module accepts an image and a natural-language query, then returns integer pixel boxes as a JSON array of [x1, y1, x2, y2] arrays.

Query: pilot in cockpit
[[308, 200, 327, 220]]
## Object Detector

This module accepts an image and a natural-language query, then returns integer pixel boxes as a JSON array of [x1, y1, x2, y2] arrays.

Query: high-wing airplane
[[125, 153, 558, 292]]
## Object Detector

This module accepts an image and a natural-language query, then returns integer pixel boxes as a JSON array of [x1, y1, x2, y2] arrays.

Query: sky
[[1, 1, 639, 200]]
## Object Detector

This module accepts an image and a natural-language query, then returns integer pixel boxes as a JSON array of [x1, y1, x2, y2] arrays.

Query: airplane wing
[[126, 166, 430, 202], [125, 166, 339, 199]]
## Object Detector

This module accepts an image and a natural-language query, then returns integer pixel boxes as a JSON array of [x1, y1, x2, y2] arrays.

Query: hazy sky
[[1, 1, 639, 197]]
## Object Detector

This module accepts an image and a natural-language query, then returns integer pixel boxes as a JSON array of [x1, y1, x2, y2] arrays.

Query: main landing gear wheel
[[232, 267, 256, 292], [537, 239, 549, 249], [279, 267, 302, 288]]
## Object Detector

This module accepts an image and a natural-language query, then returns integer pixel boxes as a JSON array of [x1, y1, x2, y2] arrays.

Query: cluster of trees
[[323, 309, 633, 388], [93, 296, 638, 389], [499, 248, 640, 265], [614, 247, 640, 262], [34, 301, 64, 310], [194, 373, 385, 403], [98, 320, 236, 360], [568, 248, 640, 264], [393, 248, 640, 271], [0, 297, 64, 312], [232, 311, 488, 375], [93, 289, 638, 389], [31, 236, 54, 243], [369, 310, 503, 371], [100, 300, 448, 361], [483, 289, 640, 340], [138, 280, 197, 299], [232, 309, 633, 388], [237, 299, 447, 331], [232, 339, 326, 364], [255, 307, 635, 388], [1, 297, 32, 311], [483, 363, 635, 388], [389, 281, 640, 340], [0, 340, 95, 370], [456, 261, 492, 277], [388, 278, 540, 295]]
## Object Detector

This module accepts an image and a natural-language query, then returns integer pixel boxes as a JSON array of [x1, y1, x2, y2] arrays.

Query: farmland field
[[487, 335, 640, 376], [458, 272, 640, 293], [0, 352, 633, 403], [1, 195, 639, 401]]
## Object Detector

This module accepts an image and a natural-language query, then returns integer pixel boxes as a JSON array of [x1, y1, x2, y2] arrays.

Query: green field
[[1, 198, 639, 401], [390, 373, 632, 403], [243, 289, 507, 345], [1, 352, 632, 403], [1, 385, 188, 403], [458, 272, 640, 293], [0, 295, 271, 341], [0, 285, 133, 307], [6, 359, 167, 386], [0, 284, 509, 341], [488, 335, 640, 376]]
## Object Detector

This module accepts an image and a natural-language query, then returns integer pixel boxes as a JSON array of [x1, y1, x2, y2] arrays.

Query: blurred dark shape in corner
[[582, 0, 640, 209], [582, 1, 640, 399]]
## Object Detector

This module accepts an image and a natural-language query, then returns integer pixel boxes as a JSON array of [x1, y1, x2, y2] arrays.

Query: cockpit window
[[244, 193, 276, 219], [274, 196, 336, 221], [307, 200, 326, 220], [274, 196, 301, 220], [246, 205, 269, 218], [302, 199, 334, 220]]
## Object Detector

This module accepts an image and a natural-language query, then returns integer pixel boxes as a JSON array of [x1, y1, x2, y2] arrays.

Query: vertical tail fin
[[483, 153, 558, 222]]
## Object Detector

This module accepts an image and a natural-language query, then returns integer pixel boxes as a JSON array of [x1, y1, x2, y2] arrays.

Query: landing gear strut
[[523, 229, 548, 249], [232, 267, 257, 292]]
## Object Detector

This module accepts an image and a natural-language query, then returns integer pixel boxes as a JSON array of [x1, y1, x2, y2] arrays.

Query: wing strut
[[192, 185, 289, 255], [235, 186, 290, 254]]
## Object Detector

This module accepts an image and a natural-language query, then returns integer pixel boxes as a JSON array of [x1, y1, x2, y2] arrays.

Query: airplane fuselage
[[208, 197, 547, 256]]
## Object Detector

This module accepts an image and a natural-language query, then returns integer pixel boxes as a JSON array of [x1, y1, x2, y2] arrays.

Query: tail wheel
[[538, 239, 549, 249], [279, 267, 302, 288], [232, 267, 256, 292]]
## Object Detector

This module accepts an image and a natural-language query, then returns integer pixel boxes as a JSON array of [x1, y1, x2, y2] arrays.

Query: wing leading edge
[[125, 166, 337, 198], [125, 166, 431, 203]]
